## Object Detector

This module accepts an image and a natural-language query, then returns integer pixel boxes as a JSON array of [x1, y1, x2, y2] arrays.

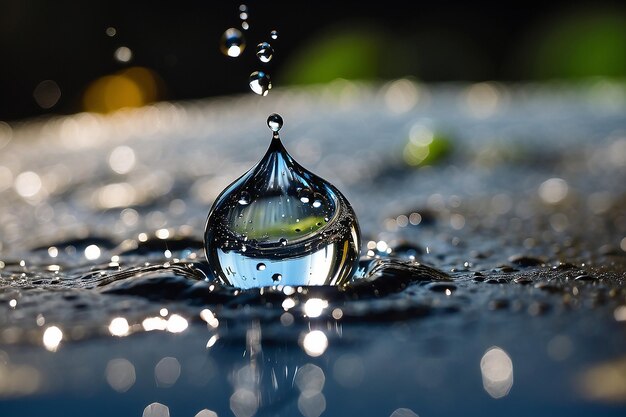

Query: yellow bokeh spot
[[83, 67, 161, 113]]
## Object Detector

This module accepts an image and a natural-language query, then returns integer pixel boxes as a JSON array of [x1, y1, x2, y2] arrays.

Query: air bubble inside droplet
[[204, 114, 360, 289], [220, 28, 246, 57], [249, 71, 272, 96], [256, 42, 274, 63]]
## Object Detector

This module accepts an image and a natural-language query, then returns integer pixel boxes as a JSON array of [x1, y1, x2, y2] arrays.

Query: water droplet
[[256, 42, 274, 63], [204, 115, 360, 288], [272, 273, 282, 282], [267, 113, 283, 132], [220, 28, 246, 58], [238, 191, 251, 205], [270, 30, 278, 40], [312, 200, 322, 208], [249, 71, 272, 96]]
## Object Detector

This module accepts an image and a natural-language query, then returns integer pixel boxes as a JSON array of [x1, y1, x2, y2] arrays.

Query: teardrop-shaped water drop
[[249, 71, 272, 96], [256, 42, 274, 63], [220, 28, 246, 58], [204, 115, 360, 289]]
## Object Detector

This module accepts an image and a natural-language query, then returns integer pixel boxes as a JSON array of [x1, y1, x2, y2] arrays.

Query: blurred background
[[0, 0, 625, 122]]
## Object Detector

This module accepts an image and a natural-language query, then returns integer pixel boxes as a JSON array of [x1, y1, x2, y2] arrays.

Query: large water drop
[[220, 28, 246, 58], [204, 115, 360, 289], [249, 71, 272, 96]]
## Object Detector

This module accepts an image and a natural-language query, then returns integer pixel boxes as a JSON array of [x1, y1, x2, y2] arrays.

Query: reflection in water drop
[[143, 402, 170, 417], [108, 317, 130, 336], [194, 410, 218, 417], [302, 330, 328, 357], [304, 298, 328, 318], [248, 71, 272, 96], [230, 388, 258, 417], [390, 408, 419, 417], [270, 30, 278, 40], [480, 346, 514, 398], [256, 42, 274, 63], [220, 28, 246, 58], [43, 326, 63, 352], [204, 115, 360, 288], [155, 357, 181, 387], [105, 358, 136, 392], [295, 363, 325, 394]]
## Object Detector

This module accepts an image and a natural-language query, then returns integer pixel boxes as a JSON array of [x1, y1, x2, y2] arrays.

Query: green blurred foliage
[[403, 133, 452, 167], [528, 10, 626, 79], [280, 26, 384, 85]]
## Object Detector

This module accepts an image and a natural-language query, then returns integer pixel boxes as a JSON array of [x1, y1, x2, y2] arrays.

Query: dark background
[[1, 0, 625, 121]]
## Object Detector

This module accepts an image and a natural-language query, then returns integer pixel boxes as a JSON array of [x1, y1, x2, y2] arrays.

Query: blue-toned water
[[1, 81, 625, 416]]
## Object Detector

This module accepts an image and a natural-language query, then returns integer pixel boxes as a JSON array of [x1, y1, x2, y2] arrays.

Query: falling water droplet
[[249, 71, 272, 96], [220, 28, 246, 58], [267, 113, 283, 132], [204, 114, 360, 288], [256, 42, 274, 63], [270, 30, 278, 40]]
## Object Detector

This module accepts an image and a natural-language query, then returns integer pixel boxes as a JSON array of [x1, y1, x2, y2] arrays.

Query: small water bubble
[[267, 113, 283, 132], [238, 191, 251, 205], [256, 263, 266, 271], [272, 273, 282, 282], [220, 28, 246, 58], [279, 238, 288, 246], [270, 30, 278, 40], [312, 200, 322, 208], [256, 42, 274, 63], [239, 4, 248, 12], [241, 21, 249, 31], [105, 27, 117, 37], [249, 71, 272, 96]]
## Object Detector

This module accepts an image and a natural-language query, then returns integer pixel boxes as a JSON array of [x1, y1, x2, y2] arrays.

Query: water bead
[[270, 30, 278, 40], [256, 42, 274, 63], [220, 28, 246, 58], [267, 113, 283, 132], [249, 71, 272, 96], [204, 114, 361, 289]]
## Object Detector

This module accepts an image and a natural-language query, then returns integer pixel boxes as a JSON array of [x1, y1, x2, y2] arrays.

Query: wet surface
[[1, 81, 625, 416]]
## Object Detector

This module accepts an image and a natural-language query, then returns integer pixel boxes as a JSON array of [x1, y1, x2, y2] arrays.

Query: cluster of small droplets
[[239, 4, 249, 30], [219, 4, 278, 96]]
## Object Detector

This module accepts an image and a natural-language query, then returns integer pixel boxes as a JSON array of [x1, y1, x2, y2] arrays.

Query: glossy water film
[[204, 114, 360, 289]]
